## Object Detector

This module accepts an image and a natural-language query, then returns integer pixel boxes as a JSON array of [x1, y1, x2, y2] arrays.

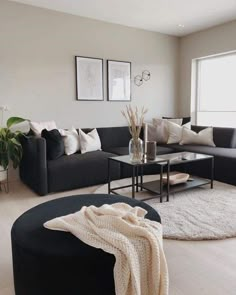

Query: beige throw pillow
[[180, 127, 215, 147], [62, 127, 80, 155], [167, 121, 191, 144], [151, 118, 169, 143], [30, 120, 57, 136], [165, 118, 183, 126], [79, 129, 101, 154]]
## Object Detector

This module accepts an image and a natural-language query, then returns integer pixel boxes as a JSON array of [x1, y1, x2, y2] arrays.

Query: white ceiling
[[10, 0, 236, 36]]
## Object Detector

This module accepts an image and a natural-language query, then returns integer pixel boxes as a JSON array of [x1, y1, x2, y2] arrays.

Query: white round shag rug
[[94, 175, 236, 241]]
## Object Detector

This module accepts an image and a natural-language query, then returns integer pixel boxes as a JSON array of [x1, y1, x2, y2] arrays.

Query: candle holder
[[146, 141, 157, 161]]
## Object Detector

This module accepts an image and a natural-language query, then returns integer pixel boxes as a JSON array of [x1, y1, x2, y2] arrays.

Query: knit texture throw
[[44, 202, 169, 295]]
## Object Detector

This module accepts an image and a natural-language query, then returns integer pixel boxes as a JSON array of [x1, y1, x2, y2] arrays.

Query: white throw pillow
[[180, 127, 215, 147], [165, 118, 183, 126], [30, 120, 57, 136], [79, 129, 101, 154], [62, 127, 80, 155], [151, 118, 169, 144], [167, 121, 191, 144]]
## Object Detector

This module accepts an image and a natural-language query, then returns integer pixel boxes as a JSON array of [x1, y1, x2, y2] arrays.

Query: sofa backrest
[[191, 125, 236, 148], [96, 126, 131, 150], [28, 126, 140, 151]]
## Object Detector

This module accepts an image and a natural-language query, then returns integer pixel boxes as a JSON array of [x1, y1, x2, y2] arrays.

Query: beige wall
[[179, 20, 236, 117], [0, 0, 179, 128]]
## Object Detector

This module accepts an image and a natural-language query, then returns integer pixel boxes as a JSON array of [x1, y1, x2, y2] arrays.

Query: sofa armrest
[[20, 136, 48, 196]]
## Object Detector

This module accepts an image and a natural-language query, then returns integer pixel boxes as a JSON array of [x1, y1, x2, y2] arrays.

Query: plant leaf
[[9, 137, 21, 147], [6, 117, 27, 129], [0, 120, 24, 169], [8, 138, 23, 169], [0, 152, 9, 169]]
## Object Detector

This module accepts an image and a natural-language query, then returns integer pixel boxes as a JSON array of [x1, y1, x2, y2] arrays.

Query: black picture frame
[[75, 56, 104, 101], [107, 60, 131, 102]]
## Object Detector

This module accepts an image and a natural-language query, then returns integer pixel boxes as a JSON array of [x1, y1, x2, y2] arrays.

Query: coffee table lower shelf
[[140, 175, 212, 201]]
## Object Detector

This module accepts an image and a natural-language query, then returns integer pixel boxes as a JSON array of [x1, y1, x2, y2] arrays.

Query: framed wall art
[[75, 56, 104, 101], [107, 60, 131, 101]]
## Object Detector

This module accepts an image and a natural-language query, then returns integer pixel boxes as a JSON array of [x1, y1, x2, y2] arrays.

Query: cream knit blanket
[[44, 202, 169, 295]]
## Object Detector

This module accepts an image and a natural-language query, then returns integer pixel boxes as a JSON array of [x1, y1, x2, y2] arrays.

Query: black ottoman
[[11, 194, 161, 295]]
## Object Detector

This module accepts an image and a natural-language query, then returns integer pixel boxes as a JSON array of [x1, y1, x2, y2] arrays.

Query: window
[[195, 52, 236, 127]]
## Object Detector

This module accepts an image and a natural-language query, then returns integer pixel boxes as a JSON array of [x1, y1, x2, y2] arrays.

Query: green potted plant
[[0, 117, 27, 181]]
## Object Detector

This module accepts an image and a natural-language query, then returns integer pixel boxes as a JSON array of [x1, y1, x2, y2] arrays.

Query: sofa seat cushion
[[47, 151, 119, 193], [163, 144, 236, 158], [105, 146, 176, 156], [104, 147, 129, 156]]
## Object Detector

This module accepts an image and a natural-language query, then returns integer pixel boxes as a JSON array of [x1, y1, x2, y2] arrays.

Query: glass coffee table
[[108, 155, 170, 202], [108, 152, 214, 202], [141, 152, 214, 202]]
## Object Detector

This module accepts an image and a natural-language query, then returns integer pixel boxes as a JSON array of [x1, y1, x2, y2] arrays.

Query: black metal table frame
[[181, 156, 214, 189], [108, 158, 170, 202], [142, 156, 214, 202]]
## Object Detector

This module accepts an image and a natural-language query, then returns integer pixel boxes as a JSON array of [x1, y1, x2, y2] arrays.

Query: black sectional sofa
[[20, 125, 236, 196], [161, 125, 236, 186]]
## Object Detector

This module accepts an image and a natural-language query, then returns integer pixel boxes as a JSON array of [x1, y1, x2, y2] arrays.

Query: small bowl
[[163, 172, 189, 186]]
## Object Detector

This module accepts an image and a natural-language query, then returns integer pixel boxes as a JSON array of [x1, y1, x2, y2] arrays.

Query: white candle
[[144, 123, 148, 154]]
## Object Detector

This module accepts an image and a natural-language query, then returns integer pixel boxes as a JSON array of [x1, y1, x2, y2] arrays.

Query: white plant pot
[[0, 166, 7, 182]]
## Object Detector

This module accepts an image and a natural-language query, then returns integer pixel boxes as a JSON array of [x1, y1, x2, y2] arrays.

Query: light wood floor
[[0, 181, 236, 295]]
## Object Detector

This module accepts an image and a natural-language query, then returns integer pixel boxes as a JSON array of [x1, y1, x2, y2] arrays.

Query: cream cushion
[[165, 118, 183, 126], [180, 127, 215, 147], [151, 118, 169, 143], [62, 127, 80, 155], [79, 128, 101, 154], [167, 121, 191, 144], [30, 120, 57, 136]]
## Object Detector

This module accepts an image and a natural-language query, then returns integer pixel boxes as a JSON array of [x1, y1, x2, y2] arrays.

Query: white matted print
[[75, 56, 104, 101], [107, 60, 131, 101]]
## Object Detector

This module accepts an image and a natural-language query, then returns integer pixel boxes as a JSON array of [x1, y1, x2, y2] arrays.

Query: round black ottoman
[[11, 194, 161, 295]]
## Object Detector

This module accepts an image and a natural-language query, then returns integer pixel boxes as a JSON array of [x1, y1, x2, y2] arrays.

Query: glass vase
[[129, 138, 144, 163]]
